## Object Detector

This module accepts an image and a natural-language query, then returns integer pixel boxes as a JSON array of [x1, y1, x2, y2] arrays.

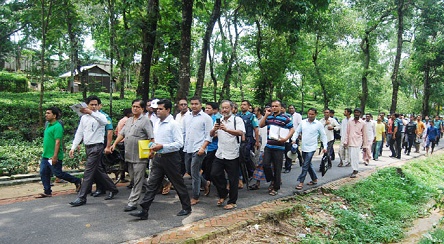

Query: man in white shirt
[[294, 108, 328, 190], [291, 106, 303, 167], [68, 95, 119, 207], [210, 100, 245, 210], [319, 109, 340, 168], [183, 97, 212, 205], [363, 113, 376, 165], [338, 108, 352, 167]]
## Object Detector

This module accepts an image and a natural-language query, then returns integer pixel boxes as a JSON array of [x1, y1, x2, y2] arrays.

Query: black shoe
[[75, 181, 82, 193], [105, 190, 118, 200], [177, 209, 192, 216], [126, 183, 133, 189], [92, 190, 104, 197], [129, 209, 148, 220], [70, 198, 86, 207], [283, 169, 290, 173], [124, 205, 137, 212]]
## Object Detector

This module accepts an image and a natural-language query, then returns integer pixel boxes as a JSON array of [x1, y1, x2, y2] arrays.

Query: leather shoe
[[283, 169, 290, 173], [177, 209, 191, 216], [70, 198, 86, 207], [124, 205, 137, 212], [104, 190, 118, 200], [92, 190, 104, 197], [129, 209, 148, 220]]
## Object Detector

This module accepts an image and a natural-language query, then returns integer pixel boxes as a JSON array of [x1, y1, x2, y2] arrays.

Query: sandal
[[307, 181, 318, 185], [337, 162, 344, 167], [295, 184, 303, 190], [269, 190, 278, 196], [162, 182, 172, 195], [248, 184, 260, 190], [268, 182, 274, 192], [217, 198, 226, 206], [224, 203, 237, 210]]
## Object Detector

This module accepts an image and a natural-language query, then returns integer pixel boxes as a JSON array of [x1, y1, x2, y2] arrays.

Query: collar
[[160, 114, 174, 123]]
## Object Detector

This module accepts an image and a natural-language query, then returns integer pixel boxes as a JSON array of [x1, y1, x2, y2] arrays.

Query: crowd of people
[[38, 95, 444, 220]]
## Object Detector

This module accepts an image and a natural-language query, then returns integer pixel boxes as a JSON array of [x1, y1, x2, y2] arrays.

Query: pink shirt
[[344, 118, 368, 148], [115, 116, 129, 141]]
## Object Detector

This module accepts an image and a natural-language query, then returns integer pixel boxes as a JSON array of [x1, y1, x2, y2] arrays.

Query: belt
[[155, 152, 177, 158], [42, 157, 49, 160], [85, 143, 104, 149]]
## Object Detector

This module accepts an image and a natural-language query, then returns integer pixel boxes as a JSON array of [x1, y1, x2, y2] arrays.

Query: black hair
[[85, 95, 101, 105], [207, 102, 219, 110], [123, 108, 132, 117], [157, 99, 172, 110], [190, 96, 202, 104], [46, 106, 61, 119], [241, 100, 251, 107], [308, 107, 318, 114], [344, 108, 352, 114]]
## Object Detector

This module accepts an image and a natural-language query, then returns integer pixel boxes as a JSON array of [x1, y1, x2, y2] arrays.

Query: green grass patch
[[299, 154, 444, 243]]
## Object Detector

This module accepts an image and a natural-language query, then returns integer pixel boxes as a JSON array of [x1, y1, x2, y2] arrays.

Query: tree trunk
[[312, 34, 329, 110], [175, 0, 193, 104], [390, 0, 407, 114], [65, 0, 81, 96], [360, 34, 370, 115], [194, 0, 221, 98], [38, 0, 54, 127], [208, 46, 217, 101], [254, 19, 272, 105], [421, 64, 431, 117], [137, 0, 159, 101]]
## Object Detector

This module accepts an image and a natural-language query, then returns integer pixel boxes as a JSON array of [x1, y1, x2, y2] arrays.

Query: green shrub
[[0, 71, 28, 92]]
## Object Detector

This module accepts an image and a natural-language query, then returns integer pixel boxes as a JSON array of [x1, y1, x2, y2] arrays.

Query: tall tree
[[194, 0, 221, 98], [175, 0, 193, 104]]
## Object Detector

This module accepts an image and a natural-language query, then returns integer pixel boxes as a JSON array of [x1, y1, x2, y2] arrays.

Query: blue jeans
[[374, 141, 382, 160], [297, 151, 317, 184], [185, 152, 207, 199], [40, 158, 81, 194]]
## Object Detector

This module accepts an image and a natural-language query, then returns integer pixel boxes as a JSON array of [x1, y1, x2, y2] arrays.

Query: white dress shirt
[[153, 114, 183, 153], [71, 111, 108, 150], [183, 111, 213, 153], [319, 117, 340, 142], [215, 115, 246, 160]]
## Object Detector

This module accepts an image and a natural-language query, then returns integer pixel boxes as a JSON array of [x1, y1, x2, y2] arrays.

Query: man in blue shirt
[[294, 108, 328, 190]]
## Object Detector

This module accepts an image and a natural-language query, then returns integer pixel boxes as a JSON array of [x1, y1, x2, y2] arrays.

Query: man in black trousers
[[130, 99, 191, 220]]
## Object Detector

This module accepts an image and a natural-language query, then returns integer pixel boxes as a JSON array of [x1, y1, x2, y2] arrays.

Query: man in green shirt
[[38, 107, 82, 198]]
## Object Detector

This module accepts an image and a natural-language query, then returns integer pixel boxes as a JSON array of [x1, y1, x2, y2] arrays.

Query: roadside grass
[[298, 154, 444, 243]]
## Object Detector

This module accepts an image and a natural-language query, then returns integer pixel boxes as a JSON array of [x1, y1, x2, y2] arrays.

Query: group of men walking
[[38, 95, 443, 221]]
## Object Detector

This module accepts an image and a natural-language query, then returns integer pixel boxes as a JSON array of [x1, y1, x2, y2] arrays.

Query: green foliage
[[0, 71, 29, 92], [419, 228, 444, 244]]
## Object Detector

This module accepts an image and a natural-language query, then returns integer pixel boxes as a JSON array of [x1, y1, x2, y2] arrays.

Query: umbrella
[[320, 153, 331, 177]]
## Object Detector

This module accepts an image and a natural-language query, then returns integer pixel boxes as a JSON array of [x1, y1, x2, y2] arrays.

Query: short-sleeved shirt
[[120, 116, 154, 163], [215, 115, 246, 160], [264, 113, 293, 150], [375, 123, 386, 141], [42, 121, 64, 160], [207, 113, 222, 152]]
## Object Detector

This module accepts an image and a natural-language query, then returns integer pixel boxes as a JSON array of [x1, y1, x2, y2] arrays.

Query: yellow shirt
[[375, 123, 386, 141]]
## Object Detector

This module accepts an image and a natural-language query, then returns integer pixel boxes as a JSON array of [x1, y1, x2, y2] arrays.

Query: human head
[[365, 113, 372, 122], [156, 99, 172, 120], [131, 99, 146, 117], [271, 100, 282, 115], [232, 102, 238, 114], [221, 100, 234, 119], [344, 108, 352, 117], [85, 95, 101, 112], [329, 109, 335, 118], [190, 97, 202, 115], [123, 108, 132, 118], [307, 108, 317, 122], [323, 109, 330, 119], [288, 105, 295, 115], [240, 100, 251, 113], [254, 107, 263, 117], [205, 102, 219, 116], [353, 108, 362, 119], [417, 115, 422, 121], [178, 98, 189, 114], [45, 106, 61, 122]]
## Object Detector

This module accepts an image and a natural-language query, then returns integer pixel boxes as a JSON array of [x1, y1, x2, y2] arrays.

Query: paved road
[[0, 144, 440, 244]]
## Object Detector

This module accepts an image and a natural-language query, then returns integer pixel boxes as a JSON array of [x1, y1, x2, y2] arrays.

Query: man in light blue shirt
[[293, 108, 327, 190], [130, 99, 191, 220], [183, 97, 213, 205]]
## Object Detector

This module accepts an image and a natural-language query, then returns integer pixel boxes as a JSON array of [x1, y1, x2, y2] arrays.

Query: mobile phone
[[216, 118, 221, 124]]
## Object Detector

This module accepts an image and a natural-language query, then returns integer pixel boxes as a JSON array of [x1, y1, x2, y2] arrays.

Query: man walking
[[294, 108, 328, 190], [111, 99, 154, 212], [389, 113, 403, 159], [259, 100, 294, 196], [238, 100, 260, 178], [69, 96, 119, 206], [183, 97, 212, 205], [338, 108, 352, 167], [319, 109, 339, 168], [38, 107, 81, 198], [343, 108, 368, 178], [130, 99, 191, 220], [210, 100, 245, 210], [405, 115, 417, 156]]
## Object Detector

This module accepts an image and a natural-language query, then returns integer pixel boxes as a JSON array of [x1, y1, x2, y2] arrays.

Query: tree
[[175, 0, 193, 104]]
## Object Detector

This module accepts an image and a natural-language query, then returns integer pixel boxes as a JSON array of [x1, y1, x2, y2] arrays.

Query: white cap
[[151, 99, 160, 108]]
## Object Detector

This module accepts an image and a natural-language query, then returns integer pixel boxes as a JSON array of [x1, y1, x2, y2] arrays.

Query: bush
[[0, 71, 28, 92]]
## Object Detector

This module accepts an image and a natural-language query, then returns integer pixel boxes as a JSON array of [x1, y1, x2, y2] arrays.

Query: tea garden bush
[[0, 91, 135, 175]]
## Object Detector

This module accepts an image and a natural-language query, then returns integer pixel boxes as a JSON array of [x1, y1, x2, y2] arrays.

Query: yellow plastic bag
[[138, 140, 151, 159]]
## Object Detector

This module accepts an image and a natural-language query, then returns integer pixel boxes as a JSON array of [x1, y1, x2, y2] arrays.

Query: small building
[[59, 64, 115, 93]]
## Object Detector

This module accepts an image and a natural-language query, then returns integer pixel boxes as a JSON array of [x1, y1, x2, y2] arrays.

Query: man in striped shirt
[[259, 100, 294, 196]]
